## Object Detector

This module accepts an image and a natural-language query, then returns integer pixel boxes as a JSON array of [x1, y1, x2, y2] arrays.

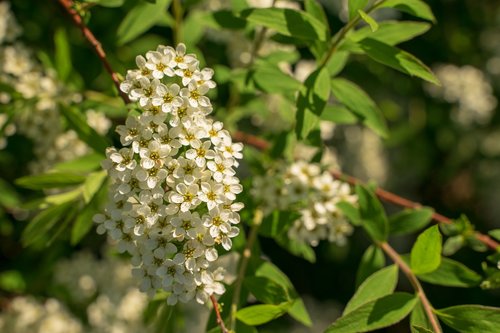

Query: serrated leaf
[[436, 305, 500, 333], [236, 303, 290, 326], [244, 276, 290, 305], [358, 10, 378, 32], [417, 258, 482, 288], [325, 293, 417, 333], [355, 185, 389, 242], [54, 28, 71, 82], [348, 21, 431, 46], [239, 8, 328, 41], [356, 245, 386, 287], [358, 38, 439, 85], [16, 172, 86, 190], [348, 0, 369, 20], [331, 78, 388, 138], [389, 208, 433, 236], [117, 0, 172, 45], [344, 265, 398, 314], [410, 225, 442, 274], [60, 106, 110, 153], [296, 67, 330, 139], [380, 0, 436, 22]]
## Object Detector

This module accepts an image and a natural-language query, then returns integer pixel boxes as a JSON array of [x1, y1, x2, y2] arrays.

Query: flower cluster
[[94, 44, 243, 305], [252, 160, 356, 246]]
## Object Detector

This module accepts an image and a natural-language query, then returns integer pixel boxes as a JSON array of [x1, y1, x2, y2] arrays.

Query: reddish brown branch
[[234, 131, 500, 251], [57, 0, 130, 103], [210, 294, 228, 333]]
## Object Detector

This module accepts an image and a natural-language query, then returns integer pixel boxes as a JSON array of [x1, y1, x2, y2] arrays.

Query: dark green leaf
[[0, 178, 20, 207], [345, 265, 398, 314], [325, 293, 417, 333], [380, 0, 436, 22], [355, 185, 389, 242], [436, 305, 500, 333], [276, 234, 317, 263], [416, 258, 482, 288], [0, 270, 26, 293], [356, 245, 386, 287], [348, 0, 369, 20], [348, 21, 431, 46], [389, 208, 433, 236], [358, 10, 378, 32], [236, 303, 290, 326], [239, 8, 328, 41], [54, 28, 71, 82], [16, 172, 86, 190], [358, 38, 439, 85], [410, 225, 442, 275], [337, 201, 361, 225], [60, 106, 110, 153], [117, 0, 172, 45], [208, 10, 247, 30], [331, 78, 388, 138], [244, 276, 290, 305]]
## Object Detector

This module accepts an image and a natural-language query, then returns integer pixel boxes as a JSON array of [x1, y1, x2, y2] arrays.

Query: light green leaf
[[295, 67, 330, 139], [325, 293, 417, 333], [304, 0, 329, 28], [288, 298, 313, 327], [83, 0, 124, 7], [344, 265, 398, 314], [239, 8, 328, 41], [410, 300, 433, 332], [0, 270, 26, 293], [410, 225, 442, 275], [16, 172, 86, 190], [348, 0, 369, 20], [255, 261, 292, 289], [0, 178, 20, 208], [356, 245, 386, 287], [244, 276, 290, 305], [355, 185, 389, 242], [348, 21, 431, 45], [252, 65, 301, 94], [326, 50, 350, 76], [82, 171, 107, 203], [337, 201, 361, 225], [236, 303, 290, 326], [380, 0, 436, 22], [389, 208, 434, 236], [358, 38, 440, 85], [44, 188, 82, 205], [436, 305, 500, 333], [117, 0, 172, 45], [53, 153, 103, 173], [54, 28, 71, 82], [358, 10, 378, 32], [416, 258, 482, 288], [488, 229, 500, 242], [60, 106, 110, 153], [331, 78, 388, 138], [442, 235, 465, 256], [321, 105, 358, 124], [411, 325, 434, 333]]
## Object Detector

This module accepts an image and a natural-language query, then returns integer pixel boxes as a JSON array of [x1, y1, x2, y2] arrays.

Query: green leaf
[[16, 172, 86, 190], [252, 65, 301, 94], [348, 0, 369, 20], [326, 50, 350, 76], [244, 276, 290, 305], [321, 105, 358, 124], [436, 305, 500, 333], [276, 235, 316, 263], [236, 303, 290, 326], [410, 300, 433, 332], [337, 201, 361, 225], [410, 225, 442, 275], [349, 21, 431, 46], [331, 78, 388, 138], [54, 28, 71, 82], [488, 229, 500, 242], [325, 293, 417, 333], [0, 178, 20, 208], [389, 208, 433, 236], [260, 210, 300, 238], [44, 188, 82, 205], [358, 10, 378, 32], [344, 265, 398, 314], [411, 325, 434, 333], [295, 67, 330, 139], [0, 270, 26, 293], [60, 106, 110, 153], [239, 8, 328, 41], [207, 10, 247, 30], [355, 185, 389, 242], [442, 235, 465, 256], [358, 38, 439, 85], [416, 258, 482, 288], [53, 153, 103, 173], [117, 0, 172, 45], [288, 298, 313, 327], [304, 0, 329, 28], [82, 171, 107, 203], [84, 0, 124, 7], [356, 245, 386, 287], [380, 0, 436, 22], [255, 261, 293, 289], [21, 201, 74, 246]]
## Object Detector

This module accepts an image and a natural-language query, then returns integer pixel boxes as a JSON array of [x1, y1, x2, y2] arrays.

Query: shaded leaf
[[356, 245, 386, 287], [389, 207, 433, 236], [348, 0, 369, 20], [417, 258, 482, 288], [436, 305, 500, 333], [54, 28, 71, 82], [244, 276, 290, 305], [16, 172, 86, 190], [380, 0, 436, 22], [410, 300, 433, 332], [355, 185, 389, 242]]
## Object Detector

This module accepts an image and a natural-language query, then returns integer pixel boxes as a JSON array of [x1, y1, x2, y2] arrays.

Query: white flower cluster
[[252, 160, 356, 246], [0, 1, 111, 172], [94, 43, 244, 305], [427, 64, 498, 126], [0, 297, 83, 333]]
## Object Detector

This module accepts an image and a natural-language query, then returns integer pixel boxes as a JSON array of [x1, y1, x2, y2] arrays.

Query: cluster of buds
[[252, 160, 356, 246], [94, 44, 243, 305]]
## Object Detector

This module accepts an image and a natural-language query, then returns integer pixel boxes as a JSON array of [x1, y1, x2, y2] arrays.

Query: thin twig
[[233, 131, 500, 251], [57, 0, 130, 103], [210, 294, 229, 333], [229, 209, 263, 331], [380, 242, 442, 333]]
